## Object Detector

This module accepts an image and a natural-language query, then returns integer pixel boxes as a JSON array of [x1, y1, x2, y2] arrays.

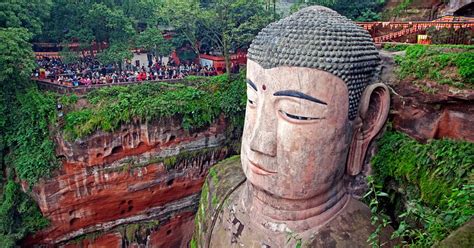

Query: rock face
[[23, 115, 238, 246], [379, 51, 474, 143], [442, 0, 474, 15], [434, 219, 474, 247], [383, 0, 444, 21], [391, 81, 474, 142]]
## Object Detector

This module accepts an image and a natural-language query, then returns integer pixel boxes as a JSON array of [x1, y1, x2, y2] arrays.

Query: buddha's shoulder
[[192, 155, 246, 247]]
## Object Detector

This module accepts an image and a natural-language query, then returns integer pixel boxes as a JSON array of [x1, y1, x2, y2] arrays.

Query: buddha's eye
[[246, 87, 258, 108], [279, 110, 320, 122], [247, 97, 257, 108]]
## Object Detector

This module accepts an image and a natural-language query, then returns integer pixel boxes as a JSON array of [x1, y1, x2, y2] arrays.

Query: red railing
[[357, 16, 474, 43]]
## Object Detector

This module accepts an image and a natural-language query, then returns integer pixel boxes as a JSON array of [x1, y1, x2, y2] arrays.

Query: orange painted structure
[[199, 52, 247, 74], [357, 16, 474, 43]]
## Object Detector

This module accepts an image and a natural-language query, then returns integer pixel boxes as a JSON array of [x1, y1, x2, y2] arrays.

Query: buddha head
[[241, 6, 390, 200]]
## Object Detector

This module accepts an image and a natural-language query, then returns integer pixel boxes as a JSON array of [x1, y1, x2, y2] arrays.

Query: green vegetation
[[0, 87, 57, 247], [1, 3, 56, 245], [427, 27, 473, 45], [62, 73, 246, 139], [382, 0, 412, 19], [5, 89, 59, 184], [382, 43, 411, 52], [366, 127, 474, 247], [103, 146, 232, 174], [292, 0, 386, 21], [159, 0, 274, 74], [395, 45, 474, 88], [68, 231, 103, 245], [135, 27, 174, 62], [96, 42, 133, 68], [38, 0, 274, 77], [198, 180, 209, 227], [0, 181, 49, 247], [70, 220, 161, 245], [190, 238, 198, 248]]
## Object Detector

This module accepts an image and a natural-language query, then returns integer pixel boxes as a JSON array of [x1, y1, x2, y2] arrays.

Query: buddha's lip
[[248, 159, 277, 175]]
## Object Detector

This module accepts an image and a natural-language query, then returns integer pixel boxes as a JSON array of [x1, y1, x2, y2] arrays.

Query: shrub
[[5, 88, 59, 184], [368, 128, 474, 246], [383, 43, 410, 52], [0, 181, 49, 247], [396, 45, 474, 88], [63, 73, 247, 139]]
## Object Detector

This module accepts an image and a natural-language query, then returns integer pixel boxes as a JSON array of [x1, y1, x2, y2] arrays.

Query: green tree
[[0, 181, 49, 247], [135, 27, 174, 63], [0, 28, 35, 83], [0, 27, 36, 159], [38, 0, 91, 42], [0, 2, 54, 247], [160, 0, 202, 56], [292, 0, 385, 21], [161, 0, 272, 75], [59, 44, 80, 65], [122, 0, 162, 26], [199, 0, 273, 74], [38, 1, 136, 53], [0, 0, 52, 36], [87, 3, 135, 45], [97, 42, 133, 70]]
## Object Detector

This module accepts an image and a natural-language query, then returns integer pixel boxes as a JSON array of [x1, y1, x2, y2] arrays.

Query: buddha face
[[241, 59, 354, 200]]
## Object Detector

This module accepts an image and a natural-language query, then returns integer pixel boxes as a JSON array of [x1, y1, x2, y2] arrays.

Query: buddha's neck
[[242, 180, 349, 232]]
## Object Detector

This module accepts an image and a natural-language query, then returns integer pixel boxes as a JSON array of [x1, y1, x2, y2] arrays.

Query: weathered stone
[[23, 116, 236, 246], [195, 157, 396, 247], [192, 156, 246, 247], [62, 211, 197, 248], [434, 219, 474, 248], [390, 73, 474, 143], [195, 6, 395, 247], [63, 233, 122, 248]]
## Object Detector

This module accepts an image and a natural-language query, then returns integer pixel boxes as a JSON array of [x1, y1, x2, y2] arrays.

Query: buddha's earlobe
[[347, 83, 390, 176]]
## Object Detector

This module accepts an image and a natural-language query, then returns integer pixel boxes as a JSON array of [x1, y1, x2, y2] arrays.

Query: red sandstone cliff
[[23, 115, 238, 247], [391, 80, 474, 142], [380, 51, 474, 143]]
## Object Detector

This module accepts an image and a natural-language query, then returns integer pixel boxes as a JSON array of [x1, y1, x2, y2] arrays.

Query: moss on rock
[[370, 126, 474, 246]]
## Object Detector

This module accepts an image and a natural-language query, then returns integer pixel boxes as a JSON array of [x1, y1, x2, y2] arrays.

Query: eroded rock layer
[[24, 116, 237, 246], [391, 81, 474, 143], [379, 50, 474, 143]]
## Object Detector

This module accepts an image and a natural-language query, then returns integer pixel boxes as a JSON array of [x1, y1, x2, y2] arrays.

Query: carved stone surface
[[248, 5, 380, 119], [391, 79, 474, 143], [194, 5, 395, 247], [24, 116, 236, 246], [434, 219, 474, 248], [194, 157, 395, 247]]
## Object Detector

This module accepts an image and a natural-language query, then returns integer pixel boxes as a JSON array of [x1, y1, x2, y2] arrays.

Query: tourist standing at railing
[[34, 56, 221, 86]]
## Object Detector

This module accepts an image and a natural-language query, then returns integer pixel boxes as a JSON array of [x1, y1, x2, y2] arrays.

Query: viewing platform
[[33, 78, 183, 95], [357, 16, 474, 43]]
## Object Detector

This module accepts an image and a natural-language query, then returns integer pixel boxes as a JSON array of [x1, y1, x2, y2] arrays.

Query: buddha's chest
[[210, 195, 301, 248], [208, 193, 385, 248]]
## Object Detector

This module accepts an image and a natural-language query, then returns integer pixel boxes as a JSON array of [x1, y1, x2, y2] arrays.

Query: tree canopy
[[0, 1, 55, 246], [30, 0, 386, 72], [135, 27, 174, 59], [292, 0, 386, 21]]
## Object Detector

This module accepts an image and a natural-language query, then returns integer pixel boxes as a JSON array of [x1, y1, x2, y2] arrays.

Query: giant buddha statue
[[193, 5, 394, 247]]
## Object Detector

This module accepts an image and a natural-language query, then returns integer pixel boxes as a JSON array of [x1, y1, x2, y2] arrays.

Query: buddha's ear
[[347, 83, 390, 176]]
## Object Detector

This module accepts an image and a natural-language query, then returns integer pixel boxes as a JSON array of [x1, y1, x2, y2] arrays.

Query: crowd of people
[[33, 56, 219, 86]]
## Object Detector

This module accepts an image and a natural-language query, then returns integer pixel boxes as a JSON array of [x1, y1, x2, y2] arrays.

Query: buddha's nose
[[249, 101, 277, 157]]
